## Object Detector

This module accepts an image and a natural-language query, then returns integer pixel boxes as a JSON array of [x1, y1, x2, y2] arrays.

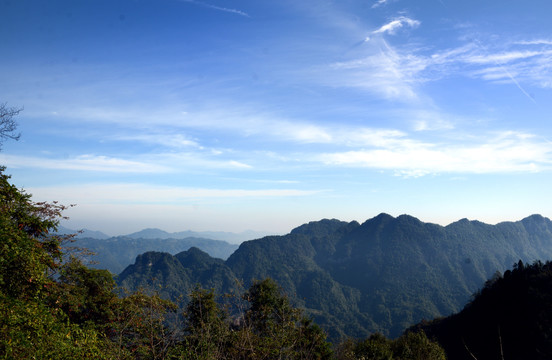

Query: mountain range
[[116, 213, 552, 340], [58, 226, 270, 274], [74, 236, 239, 274], [57, 225, 269, 244]]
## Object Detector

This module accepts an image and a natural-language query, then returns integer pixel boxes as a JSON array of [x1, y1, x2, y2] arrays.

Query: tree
[[113, 291, 179, 360], [392, 331, 446, 360], [0, 167, 118, 359], [0, 103, 22, 148], [234, 278, 332, 359], [176, 286, 229, 359], [48, 256, 119, 329], [334, 331, 445, 360], [0, 167, 67, 299]]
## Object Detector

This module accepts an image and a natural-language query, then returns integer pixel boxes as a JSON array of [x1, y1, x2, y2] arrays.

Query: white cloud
[[319, 131, 552, 176], [327, 42, 427, 100], [371, 0, 390, 9], [112, 133, 202, 149], [371, 16, 421, 36], [515, 39, 552, 46], [0, 154, 171, 173], [463, 50, 546, 65], [322, 34, 552, 102]]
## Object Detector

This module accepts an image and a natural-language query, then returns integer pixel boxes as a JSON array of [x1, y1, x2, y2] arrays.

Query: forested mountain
[[117, 213, 552, 340], [76, 236, 239, 274], [414, 260, 552, 360]]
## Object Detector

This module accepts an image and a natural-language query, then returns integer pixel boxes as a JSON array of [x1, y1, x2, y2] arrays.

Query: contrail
[[498, 64, 537, 104], [179, 0, 250, 17], [473, 39, 536, 104]]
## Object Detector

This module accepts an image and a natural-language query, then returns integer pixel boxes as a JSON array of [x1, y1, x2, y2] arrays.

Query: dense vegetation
[[0, 166, 448, 359], [414, 260, 552, 360], [119, 214, 552, 339]]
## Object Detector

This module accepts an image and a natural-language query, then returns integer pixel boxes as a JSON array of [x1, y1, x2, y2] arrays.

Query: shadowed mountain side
[[76, 237, 239, 274], [116, 214, 552, 340], [117, 248, 239, 301], [414, 260, 552, 360]]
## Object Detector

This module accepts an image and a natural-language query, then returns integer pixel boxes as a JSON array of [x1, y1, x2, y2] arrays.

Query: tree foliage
[[334, 331, 445, 360], [0, 167, 118, 358], [416, 260, 552, 360]]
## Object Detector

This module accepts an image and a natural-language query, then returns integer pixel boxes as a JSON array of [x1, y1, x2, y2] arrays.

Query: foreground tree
[[172, 287, 229, 359], [334, 331, 446, 360], [112, 291, 179, 360], [0, 167, 117, 358], [232, 278, 333, 359], [416, 260, 552, 360]]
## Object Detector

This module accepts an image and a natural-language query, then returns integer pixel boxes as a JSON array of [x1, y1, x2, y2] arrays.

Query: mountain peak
[[290, 218, 354, 237], [126, 228, 170, 239]]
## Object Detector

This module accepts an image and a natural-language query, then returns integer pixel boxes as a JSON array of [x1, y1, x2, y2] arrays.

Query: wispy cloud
[[179, 0, 250, 17], [321, 34, 552, 101], [319, 131, 552, 176], [0, 151, 256, 174], [369, 16, 420, 38], [112, 133, 202, 149], [371, 0, 391, 9], [325, 41, 427, 100], [515, 40, 552, 46], [463, 50, 546, 65], [0, 154, 171, 173]]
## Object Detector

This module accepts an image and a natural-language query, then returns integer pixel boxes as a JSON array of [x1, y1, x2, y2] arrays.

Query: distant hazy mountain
[[57, 225, 269, 244], [124, 228, 270, 244], [117, 213, 552, 340], [74, 236, 239, 274], [56, 225, 111, 240]]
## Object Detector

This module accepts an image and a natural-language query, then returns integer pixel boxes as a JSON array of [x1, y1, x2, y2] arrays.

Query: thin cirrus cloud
[[0, 152, 255, 174], [319, 131, 552, 176], [371, 0, 391, 9], [0, 154, 171, 173], [178, 0, 250, 17], [366, 16, 421, 40], [326, 43, 426, 100], [111, 133, 202, 149], [322, 34, 552, 101]]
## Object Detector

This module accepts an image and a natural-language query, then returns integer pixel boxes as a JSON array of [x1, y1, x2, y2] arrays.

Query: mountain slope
[[415, 260, 552, 360], [117, 214, 552, 339]]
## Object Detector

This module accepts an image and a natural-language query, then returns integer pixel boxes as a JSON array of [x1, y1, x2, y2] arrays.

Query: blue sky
[[1, 0, 552, 236]]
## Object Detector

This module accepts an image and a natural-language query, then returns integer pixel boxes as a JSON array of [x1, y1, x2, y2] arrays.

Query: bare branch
[[0, 102, 23, 148]]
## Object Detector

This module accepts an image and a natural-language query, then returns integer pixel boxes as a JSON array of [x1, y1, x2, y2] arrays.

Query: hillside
[[117, 213, 552, 339], [414, 260, 552, 360]]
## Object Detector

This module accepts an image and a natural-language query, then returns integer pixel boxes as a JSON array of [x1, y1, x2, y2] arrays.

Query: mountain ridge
[[75, 236, 239, 274], [117, 213, 552, 340], [58, 225, 271, 244]]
